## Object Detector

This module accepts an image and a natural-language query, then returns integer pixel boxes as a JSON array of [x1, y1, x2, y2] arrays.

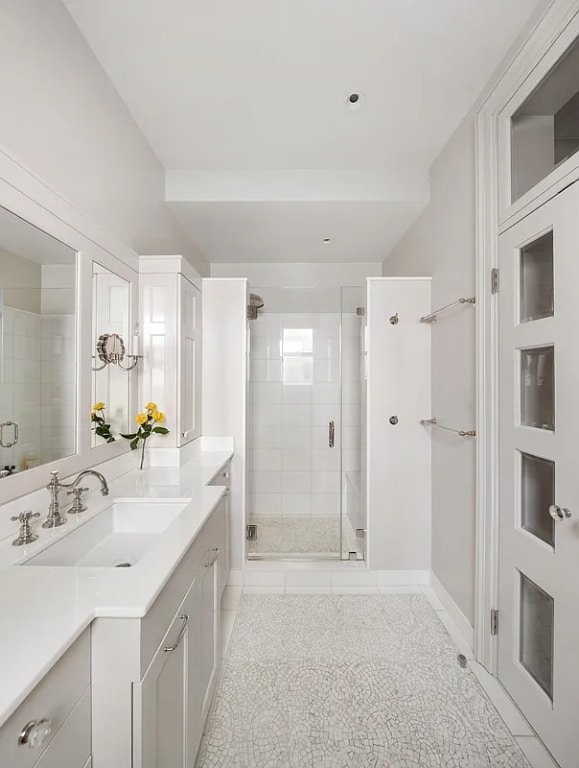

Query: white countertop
[[0, 444, 233, 728]]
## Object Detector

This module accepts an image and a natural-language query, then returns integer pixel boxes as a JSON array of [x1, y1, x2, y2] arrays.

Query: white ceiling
[[63, 0, 541, 263], [168, 200, 425, 263]]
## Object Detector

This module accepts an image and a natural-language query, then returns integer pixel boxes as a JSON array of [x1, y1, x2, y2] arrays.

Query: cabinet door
[[200, 548, 220, 723], [178, 276, 201, 445], [183, 576, 203, 765], [133, 613, 188, 768], [209, 472, 230, 596], [181, 556, 220, 767]]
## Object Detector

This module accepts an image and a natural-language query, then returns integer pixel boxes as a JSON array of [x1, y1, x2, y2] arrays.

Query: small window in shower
[[282, 328, 313, 384]]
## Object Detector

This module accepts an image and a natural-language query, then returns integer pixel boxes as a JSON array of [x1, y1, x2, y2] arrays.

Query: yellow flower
[[153, 411, 165, 423], [145, 402, 157, 412], [93, 402, 106, 411], [135, 413, 148, 425]]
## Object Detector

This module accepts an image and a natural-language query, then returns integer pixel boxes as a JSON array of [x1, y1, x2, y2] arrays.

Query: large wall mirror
[[0, 206, 77, 476], [91, 263, 132, 445]]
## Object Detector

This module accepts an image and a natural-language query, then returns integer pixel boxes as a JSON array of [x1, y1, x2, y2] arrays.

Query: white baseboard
[[376, 570, 430, 585], [429, 572, 474, 655], [228, 567, 430, 589]]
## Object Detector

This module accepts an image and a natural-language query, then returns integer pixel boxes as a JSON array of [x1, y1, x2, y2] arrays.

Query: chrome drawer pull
[[164, 614, 188, 652]]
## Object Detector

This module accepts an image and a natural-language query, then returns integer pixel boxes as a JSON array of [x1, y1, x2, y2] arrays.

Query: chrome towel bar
[[420, 297, 475, 324], [420, 418, 476, 438]]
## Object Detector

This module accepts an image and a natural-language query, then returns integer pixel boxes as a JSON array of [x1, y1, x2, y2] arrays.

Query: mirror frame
[[0, 147, 139, 505]]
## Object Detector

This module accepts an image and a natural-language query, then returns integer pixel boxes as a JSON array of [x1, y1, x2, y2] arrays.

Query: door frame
[[475, 0, 579, 673]]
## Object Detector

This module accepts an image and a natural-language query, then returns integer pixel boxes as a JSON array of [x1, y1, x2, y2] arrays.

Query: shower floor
[[247, 515, 360, 558]]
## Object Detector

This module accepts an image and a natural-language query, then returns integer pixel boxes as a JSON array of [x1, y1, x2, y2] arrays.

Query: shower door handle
[[329, 420, 335, 448]]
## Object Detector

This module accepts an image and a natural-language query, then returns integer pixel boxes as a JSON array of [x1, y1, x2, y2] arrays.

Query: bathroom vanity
[[0, 447, 232, 768]]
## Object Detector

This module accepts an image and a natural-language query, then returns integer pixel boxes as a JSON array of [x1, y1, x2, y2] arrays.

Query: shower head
[[247, 293, 264, 319], [249, 293, 264, 309]]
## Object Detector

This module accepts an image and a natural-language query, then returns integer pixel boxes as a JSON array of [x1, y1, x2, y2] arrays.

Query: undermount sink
[[21, 499, 192, 568]]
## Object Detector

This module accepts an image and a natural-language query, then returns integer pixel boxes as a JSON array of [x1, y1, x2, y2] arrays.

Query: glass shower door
[[246, 286, 343, 560], [340, 287, 367, 561]]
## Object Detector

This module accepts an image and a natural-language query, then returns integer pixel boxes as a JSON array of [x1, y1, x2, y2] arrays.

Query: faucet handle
[[66, 487, 88, 515], [11, 510, 40, 523], [10, 510, 40, 546], [66, 487, 89, 496]]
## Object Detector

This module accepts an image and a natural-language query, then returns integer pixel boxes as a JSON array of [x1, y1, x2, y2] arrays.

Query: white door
[[498, 182, 579, 768]]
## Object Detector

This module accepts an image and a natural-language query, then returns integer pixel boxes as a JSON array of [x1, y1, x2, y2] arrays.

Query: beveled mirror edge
[[0, 146, 140, 507]]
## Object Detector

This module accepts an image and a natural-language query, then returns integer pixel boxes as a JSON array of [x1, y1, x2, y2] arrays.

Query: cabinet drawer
[[33, 688, 91, 768], [0, 630, 90, 768]]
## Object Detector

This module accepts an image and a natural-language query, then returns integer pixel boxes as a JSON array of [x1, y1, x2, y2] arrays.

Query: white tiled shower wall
[[249, 312, 362, 520]]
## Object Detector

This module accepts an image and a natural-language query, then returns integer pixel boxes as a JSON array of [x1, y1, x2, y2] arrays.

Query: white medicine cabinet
[[139, 256, 202, 450]]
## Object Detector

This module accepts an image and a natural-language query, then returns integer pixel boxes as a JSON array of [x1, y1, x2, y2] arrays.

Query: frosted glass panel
[[521, 452, 555, 546], [520, 573, 554, 699], [520, 347, 554, 430], [511, 36, 579, 201], [520, 232, 553, 323]]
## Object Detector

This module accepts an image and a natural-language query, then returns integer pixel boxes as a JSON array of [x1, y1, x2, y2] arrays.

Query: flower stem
[[139, 439, 146, 470]]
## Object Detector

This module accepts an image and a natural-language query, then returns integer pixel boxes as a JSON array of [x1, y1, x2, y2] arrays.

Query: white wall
[[202, 279, 248, 570], [211, 262, 381, 286], [0, 0, 207, 275], [366, 278, 431, 571], [382, 117, 476, 624]]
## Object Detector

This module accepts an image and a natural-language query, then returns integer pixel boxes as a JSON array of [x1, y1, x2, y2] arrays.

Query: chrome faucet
[[43, 470, 110, 529]]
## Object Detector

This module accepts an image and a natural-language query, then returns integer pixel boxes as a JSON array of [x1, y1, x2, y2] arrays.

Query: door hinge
[[491, 268, 499, 294], [246, 524, 257, 541], [490, 609, 499, 635]]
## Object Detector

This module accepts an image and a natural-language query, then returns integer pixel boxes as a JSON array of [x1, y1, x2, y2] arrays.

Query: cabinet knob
[[17, 718, 52, 748]]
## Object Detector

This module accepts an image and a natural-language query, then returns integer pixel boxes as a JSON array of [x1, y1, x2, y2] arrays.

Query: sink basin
[[21, 499, 192, 568]]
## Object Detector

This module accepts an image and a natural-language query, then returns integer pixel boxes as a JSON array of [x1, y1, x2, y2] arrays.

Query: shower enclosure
[[246, 285, 367, 561]]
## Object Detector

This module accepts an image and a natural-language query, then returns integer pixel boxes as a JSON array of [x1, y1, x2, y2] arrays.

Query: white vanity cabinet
[[0, 630, 91, 768], [139, 255, 202, 448], [91, 495, 227, 768], [132, 544, 221, 767]]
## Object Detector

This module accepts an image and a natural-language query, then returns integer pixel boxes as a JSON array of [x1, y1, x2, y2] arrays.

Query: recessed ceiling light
[[346, 92, 363, 111], [323, 238, 331, 244]]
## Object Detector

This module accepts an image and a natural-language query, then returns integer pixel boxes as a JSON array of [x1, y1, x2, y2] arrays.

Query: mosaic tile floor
[[197, 594, 530, 768], [247, 515, 359, 556]]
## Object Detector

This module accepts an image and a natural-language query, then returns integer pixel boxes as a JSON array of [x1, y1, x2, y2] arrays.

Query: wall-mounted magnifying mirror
[[91, 263, 131, 446], [0, 205, 77, 476]]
